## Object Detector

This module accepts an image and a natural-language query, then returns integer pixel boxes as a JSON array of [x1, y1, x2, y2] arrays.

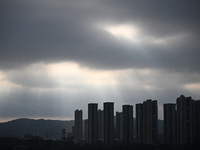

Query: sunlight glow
[[104, 24, 139, 41], [46, 62, 118, 87], [184, 83, 200, 91], [102, 23, 189, 46], [0, 72, 21, 91]]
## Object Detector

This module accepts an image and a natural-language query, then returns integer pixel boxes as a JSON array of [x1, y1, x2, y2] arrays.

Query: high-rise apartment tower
[[74, 109, 83, 142], [122, 105, 133, 145], [88, 103, 98, 145], [164, 103, 177, 147], [104, 102, 114, 146]]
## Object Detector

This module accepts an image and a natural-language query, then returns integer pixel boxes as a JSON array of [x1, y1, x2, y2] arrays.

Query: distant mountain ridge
[[0, 118, 74, 139], [0, 118, 163, 139]]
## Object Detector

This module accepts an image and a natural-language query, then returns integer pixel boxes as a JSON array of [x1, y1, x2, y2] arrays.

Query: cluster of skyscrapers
[[164, 95, 200, 146], [73, 95, 200, 147]]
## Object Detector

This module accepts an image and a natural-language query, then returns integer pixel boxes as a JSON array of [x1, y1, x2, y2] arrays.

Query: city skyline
[[1, 0, 200, 122], [72, 95, 200, 146], [0, 95, 199, 147]]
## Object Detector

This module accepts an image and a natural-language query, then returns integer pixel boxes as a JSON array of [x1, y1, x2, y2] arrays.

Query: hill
[[0, 118, 74, 139], [0, 118, 163, 139]]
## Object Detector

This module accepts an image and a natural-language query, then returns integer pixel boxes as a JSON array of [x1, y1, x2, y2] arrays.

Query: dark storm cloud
[[1, 0, 200, 121], [1, 0, 200, 73]]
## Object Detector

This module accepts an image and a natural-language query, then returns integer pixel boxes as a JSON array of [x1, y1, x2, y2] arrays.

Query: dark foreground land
[[0, 137, 200, 150]]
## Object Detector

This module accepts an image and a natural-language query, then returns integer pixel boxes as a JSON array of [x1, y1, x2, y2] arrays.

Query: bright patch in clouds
[[184, 83, 200, 91], [0, 71, 21, 92], [104, 24, 139, 41], [46, 62, 118, 87], [2, 62, 120, 93], [1, 62, 166, 96], [103, 24, 189, 46]]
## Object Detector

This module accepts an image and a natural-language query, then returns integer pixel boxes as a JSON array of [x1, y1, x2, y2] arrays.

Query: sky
[[1, 0, 200, 122]]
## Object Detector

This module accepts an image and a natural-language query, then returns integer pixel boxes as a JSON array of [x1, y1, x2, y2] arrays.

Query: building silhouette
[[98, 109, 104, 142], [122, 105, 133, 145], [176, 95, 194, 145], [136, 103, 143, 144], [84, 119, 88, 140], [143, 99, 158, 145], [116, 111, 123, 142], [74, 109, 82, 142], [62, 129, 66, 141], [176, 95, 200, 145], [136, 100, 158, 145], [88, 103, 98, 145], [164, 103, 177, 147], [104, 102, 114, 146], [194, 100, 200, 144]]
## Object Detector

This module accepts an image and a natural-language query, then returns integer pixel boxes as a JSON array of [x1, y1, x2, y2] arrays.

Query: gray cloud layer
[[1, 0, 200, 121], [1, 0, 200, 72]]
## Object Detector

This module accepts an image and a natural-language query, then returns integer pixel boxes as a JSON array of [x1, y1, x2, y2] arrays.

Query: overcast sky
[[1, 0, 200, 122]]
